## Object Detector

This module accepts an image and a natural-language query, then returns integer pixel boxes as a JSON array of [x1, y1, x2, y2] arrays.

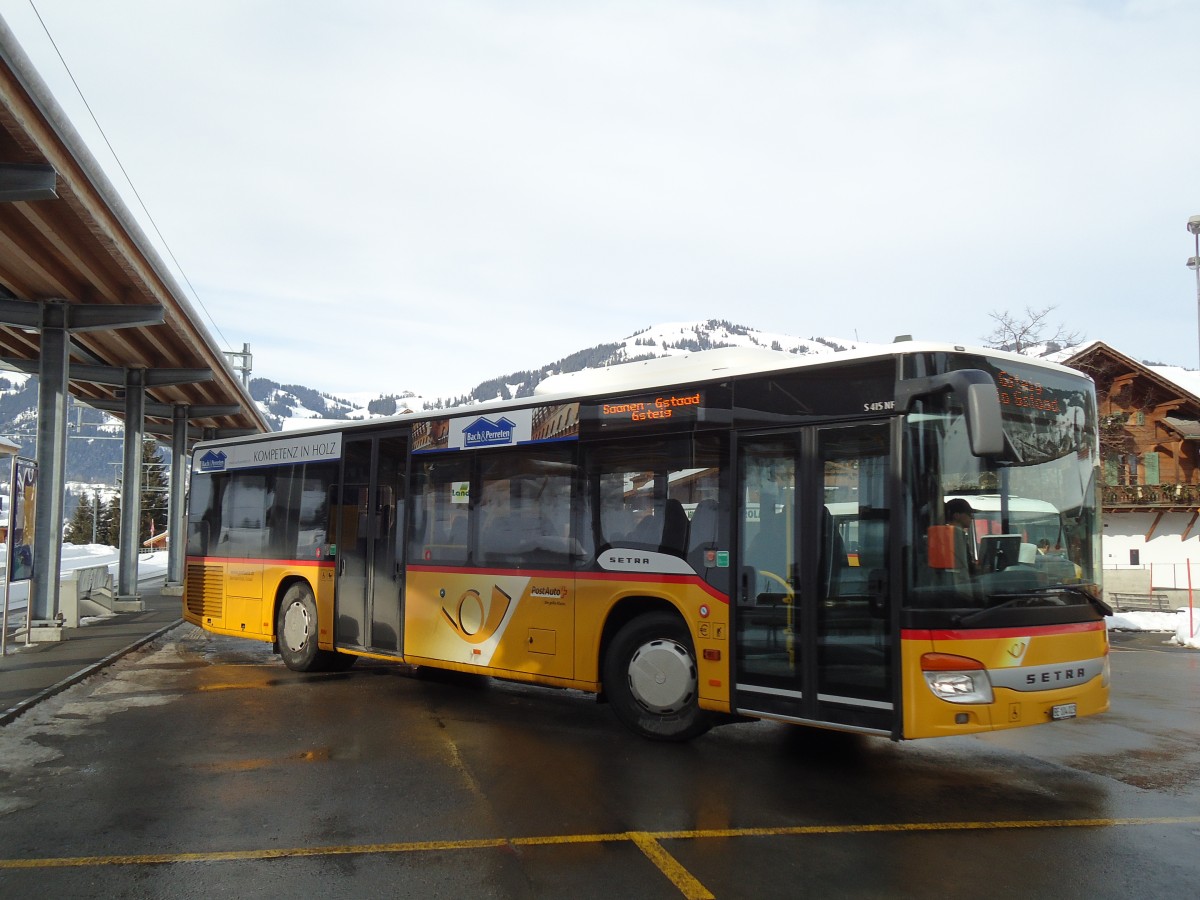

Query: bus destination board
[[589, 390, 706, 430]]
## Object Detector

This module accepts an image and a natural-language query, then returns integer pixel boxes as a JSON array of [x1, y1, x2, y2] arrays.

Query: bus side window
[[409, 457, 471, 565], [477, 448, 579, 568], [627, 498, 688, 555], [218, 473, 270, 558], [187, 474, 218, 557], [587, 435, 725, 567], [686, 498, 720, 573], [296, 465, 334, 558]]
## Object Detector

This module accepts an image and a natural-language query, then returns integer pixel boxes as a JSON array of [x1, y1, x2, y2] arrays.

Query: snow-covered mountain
[[1, 370, 126, 481], [10, 318, 1195, 472], [255, 319, 873, 431]]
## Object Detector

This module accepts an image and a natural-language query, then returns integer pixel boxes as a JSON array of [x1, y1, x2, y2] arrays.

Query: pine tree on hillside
[[141, 439, 169, 544], [64, 491, 100, 545], [97, 496, 119, 547], [92, 441, 169, 548]]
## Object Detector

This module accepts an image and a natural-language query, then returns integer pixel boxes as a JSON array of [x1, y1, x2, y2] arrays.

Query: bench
[[56, 564, 116, 627], [1108, 592, 1171, 612]]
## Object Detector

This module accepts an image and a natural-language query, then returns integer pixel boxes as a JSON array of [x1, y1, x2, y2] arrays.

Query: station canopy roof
[[0, 22, 268, 439]]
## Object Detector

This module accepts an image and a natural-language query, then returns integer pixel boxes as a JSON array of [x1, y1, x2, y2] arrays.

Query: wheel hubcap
[[281, 600, 310, 652], [627, 638, 696, 714]]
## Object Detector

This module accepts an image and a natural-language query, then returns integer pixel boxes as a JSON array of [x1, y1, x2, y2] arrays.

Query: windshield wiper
[[1076, 586, 1112, 617], [953, 584, 1110, 627], [955, 594, 1042, 626], [1024, 583, 1112, 616]]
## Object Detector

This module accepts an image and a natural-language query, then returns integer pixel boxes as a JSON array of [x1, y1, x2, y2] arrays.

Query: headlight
[[922, 653, 994, 704]]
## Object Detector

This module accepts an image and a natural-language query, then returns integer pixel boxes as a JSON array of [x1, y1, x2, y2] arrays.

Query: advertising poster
[[8, 457, 37, 583]]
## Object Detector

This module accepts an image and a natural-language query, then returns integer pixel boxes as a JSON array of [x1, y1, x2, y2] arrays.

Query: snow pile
[[1172, 608, 1200, 650], [1108, 606, 1200, 649]]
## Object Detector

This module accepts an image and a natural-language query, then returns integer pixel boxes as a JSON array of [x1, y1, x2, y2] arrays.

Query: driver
[[944, 498, 979, 578]]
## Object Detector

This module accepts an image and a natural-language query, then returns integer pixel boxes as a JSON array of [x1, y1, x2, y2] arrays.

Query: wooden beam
[[1145, 510, 1166, 540], [12, 202, 125, 303], [1183, 511, 1200, 542]]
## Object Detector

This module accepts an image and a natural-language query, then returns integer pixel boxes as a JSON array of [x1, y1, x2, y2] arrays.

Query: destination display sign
[[996, 369, 1062, 414], [590, 390, 706, 430], [977, 358, 1096, 465]]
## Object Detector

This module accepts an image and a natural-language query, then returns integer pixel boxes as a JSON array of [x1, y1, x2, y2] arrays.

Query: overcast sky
[[3, 1, 1199, 396]]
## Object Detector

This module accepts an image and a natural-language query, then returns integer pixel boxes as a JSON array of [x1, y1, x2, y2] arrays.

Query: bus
[[183, 343, 1109, 741]]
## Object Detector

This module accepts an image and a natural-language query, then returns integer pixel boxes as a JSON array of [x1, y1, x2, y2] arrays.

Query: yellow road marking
[[629, 832, 715, 900], [2, 816, 1199, 899]]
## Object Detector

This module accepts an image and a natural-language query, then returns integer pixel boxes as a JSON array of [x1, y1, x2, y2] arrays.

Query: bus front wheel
[[604, 612, 711, 742], [278, 582, 353, 672]]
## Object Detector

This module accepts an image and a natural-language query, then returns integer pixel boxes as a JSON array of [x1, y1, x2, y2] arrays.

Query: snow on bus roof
[[533, 341, 1083, 401], [201, 343, 1085, 450], [533, 346, 799, 397]]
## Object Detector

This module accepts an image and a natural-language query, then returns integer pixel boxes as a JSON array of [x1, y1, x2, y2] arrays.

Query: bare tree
[[983, 305, 1083, 355]]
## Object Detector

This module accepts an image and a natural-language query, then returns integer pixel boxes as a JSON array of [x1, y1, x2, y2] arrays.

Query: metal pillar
[[1188, 216, 1200, 369], [1, 298, 166, 640], [164, 404, 190, 591], [223, 342, 253, 388], [83, 396, 240, 600], [28, 302, 70, 638], [116, 368, 147, 607]]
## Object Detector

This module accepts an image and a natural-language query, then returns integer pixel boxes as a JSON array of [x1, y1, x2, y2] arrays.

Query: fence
[[1104, 562, 1196, 593]]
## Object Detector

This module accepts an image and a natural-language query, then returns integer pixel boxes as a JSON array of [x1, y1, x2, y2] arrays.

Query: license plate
[[1051, 703, 1077, 721]]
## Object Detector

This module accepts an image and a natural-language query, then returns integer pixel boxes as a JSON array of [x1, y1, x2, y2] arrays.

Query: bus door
[[735, 422, 895, 734], [335, 433, 408, 654]]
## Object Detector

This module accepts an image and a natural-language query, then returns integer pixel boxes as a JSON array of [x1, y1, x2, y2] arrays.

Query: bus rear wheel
[[277, 582, 354, 672], [604, 612, 710, 742]]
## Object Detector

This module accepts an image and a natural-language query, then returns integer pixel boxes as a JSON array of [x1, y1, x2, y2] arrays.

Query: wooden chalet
[[1065, 342, 1200, 542]]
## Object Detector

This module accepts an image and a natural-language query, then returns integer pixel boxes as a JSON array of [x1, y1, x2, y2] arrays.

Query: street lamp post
[[1189, 215, 1200, 369]]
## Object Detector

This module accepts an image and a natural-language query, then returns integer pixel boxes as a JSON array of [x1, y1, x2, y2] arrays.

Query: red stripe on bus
[[575, 569, 730, 604], [406, 564, 731, 604], [902, 620, 1106, 642]]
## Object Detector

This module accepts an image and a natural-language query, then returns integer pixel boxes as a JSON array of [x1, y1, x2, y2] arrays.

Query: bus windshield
[[904, 361, 1102, 623]]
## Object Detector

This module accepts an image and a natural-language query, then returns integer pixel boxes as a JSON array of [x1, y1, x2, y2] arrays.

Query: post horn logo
[[441, 585, 512, 644]]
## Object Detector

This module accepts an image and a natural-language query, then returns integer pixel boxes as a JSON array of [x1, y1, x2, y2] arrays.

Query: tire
[[603, 612, 711, 742], [277, 582, 327, 672]]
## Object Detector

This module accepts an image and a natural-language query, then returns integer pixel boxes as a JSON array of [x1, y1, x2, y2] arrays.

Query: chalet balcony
[[1102, 480, 1200, 511]]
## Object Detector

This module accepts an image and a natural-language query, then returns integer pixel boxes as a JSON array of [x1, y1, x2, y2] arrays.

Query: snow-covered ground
[[1, 544, 168, 623], [1109, 607, 1200, 650], [2, 544, 1198, 647]]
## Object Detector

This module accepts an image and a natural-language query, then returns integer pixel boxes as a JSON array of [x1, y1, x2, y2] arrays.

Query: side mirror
[[895, 369, 1005, 458], [964, 382, 1004, 456]]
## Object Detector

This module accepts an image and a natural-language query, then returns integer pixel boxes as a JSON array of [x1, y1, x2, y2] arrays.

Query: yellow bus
[[184, 343, 1109, 741]]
